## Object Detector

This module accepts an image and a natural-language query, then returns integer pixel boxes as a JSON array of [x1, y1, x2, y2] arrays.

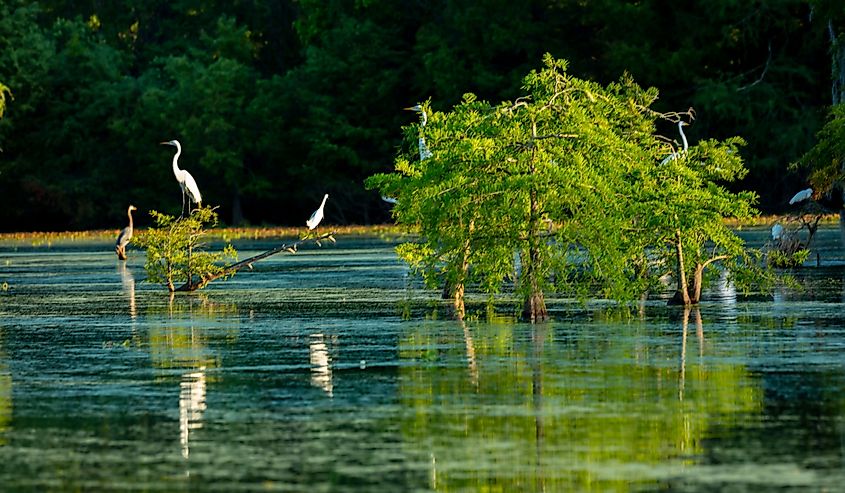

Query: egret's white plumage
[[405, 104, 432, 161], [660, 121, 690, 164], [788, 187, 813, 205], [771, 223, 784, 241], [161, 140, 202, 215], [307, 194, 329, 230], [115, 204, 137, 260]]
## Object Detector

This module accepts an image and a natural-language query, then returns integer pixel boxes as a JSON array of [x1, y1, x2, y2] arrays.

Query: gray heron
[[115, 204, 138, 260]]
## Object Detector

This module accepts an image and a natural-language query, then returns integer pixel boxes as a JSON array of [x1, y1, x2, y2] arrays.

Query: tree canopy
[[0, 0, 838, 231]]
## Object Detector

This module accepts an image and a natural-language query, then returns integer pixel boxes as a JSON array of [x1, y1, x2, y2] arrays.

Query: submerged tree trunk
[[522, 185, 548, 323], [452, 219, 474, 321], [669, 230, 692, 306]]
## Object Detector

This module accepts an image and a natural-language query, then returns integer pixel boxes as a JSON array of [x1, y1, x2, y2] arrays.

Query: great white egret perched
[[115, 204, 137, 260], [660, 121, 690, 164], [307, 193, 329, 230], [405, 104, 432, 161], [161, 140, 202, 216], [789, 187, 813, 205]]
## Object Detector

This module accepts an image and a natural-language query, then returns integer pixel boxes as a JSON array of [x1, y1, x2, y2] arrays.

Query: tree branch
[[174, 231, 337, 292]]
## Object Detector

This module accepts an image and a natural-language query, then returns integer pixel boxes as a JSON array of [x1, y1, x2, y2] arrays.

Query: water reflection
[[147, 296, 238, 459], [118, 262, 136, 320], [0, 328, 10, 447], [180, 367, 207, 459], [309, 333, 334, 397], [399, 315, 763, 491]]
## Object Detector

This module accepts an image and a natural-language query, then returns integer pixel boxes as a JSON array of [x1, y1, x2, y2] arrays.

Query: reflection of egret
[[119, 263, 136, 320], [714, 270, 737, 323], [179, 368, 207, 459], [309, 334, 333, 397]]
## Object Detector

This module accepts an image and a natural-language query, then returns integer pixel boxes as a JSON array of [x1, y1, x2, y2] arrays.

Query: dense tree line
[[0, 0, 841, 231]]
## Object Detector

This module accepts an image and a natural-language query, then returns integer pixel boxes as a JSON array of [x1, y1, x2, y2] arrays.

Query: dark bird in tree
[[161, 140, 202, 216], [115, 205, 138, 260]]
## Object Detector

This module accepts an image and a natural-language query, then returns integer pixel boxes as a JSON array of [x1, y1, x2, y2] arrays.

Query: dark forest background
[[0, 0, 842, 231]]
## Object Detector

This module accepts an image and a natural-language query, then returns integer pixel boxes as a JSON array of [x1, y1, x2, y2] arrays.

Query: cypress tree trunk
[[669, 230, 692, 306], [452, 219, 474, 321], [522, 186, 548, 322]]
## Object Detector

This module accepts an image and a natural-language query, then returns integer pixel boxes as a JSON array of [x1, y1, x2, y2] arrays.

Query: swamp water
[[0, 229, 845, 491]]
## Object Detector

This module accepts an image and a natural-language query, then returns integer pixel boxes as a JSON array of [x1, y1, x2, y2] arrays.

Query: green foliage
[[135, 207, 238, 291], [0, 82, 10, 119], [800, 104, 845, 196], [0, 0, 835, 230], [370, 55, 770, 315]]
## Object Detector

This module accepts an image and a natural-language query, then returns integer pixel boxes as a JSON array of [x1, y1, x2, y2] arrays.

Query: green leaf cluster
[[135, 207, 237, 291]]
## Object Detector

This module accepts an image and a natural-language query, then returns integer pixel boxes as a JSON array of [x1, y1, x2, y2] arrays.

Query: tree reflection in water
[[398, 309, 763, 492], [0, 327, 10, 447], [146, 295, 238, 460]]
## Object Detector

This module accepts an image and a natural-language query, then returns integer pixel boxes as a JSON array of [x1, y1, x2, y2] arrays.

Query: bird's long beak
[[403, 107, 415, 111], [159, 141, 171, 145]]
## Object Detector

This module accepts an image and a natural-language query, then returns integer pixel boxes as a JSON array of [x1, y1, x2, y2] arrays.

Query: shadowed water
[[1, 229, 845, 491]]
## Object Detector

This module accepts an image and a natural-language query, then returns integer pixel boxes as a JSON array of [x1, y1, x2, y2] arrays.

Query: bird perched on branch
[[307, 194, 329, 230], [115, 205, 137, 260], [788, 188, 813, 205], [161, 140, 202, 216]]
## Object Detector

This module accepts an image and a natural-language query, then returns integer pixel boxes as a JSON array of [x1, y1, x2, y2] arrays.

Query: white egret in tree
[[161, 140, 202, 216], [660, 121, 690, 164], [115, 204, 138, 260], [405, 104, 432, 160], [382, 104, 433, 205], [307, 193, 329, 230], [789, 187, 813, 205]]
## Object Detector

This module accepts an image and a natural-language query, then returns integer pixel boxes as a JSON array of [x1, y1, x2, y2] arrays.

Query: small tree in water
[[137, 207, 237, 291]]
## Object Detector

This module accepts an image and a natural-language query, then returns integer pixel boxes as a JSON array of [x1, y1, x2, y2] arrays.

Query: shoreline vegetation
[[0, 215, 838, 244]]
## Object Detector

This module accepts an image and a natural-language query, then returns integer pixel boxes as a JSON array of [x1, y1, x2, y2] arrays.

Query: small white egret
[[307, 193, 329, 230], [161, 140, 202, 216], [405, 104, 432, 161], [788, 187, 813, 205], [115, 204, 137, 260], [381, 195, 398, 204], [771, 223, 784, 241], [660, 121, 690, 164]]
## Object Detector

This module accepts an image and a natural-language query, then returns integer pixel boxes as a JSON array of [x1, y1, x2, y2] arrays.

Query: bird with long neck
[[115, 204, 137, 260], [161, 140, 202, 216], [405, 104, 432, 161], [307, 193, 329, 230]]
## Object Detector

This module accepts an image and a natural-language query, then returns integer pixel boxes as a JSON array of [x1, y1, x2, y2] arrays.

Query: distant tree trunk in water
[[522, 185, 548, 323], [231, 189, 244, 226], [830, 22, 845, 247], [669, 230, 693, 306], [452, 219, 473, 321]]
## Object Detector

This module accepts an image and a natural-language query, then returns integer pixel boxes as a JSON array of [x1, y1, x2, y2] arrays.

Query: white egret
[[307, 193, 329, 230], [771, 223, 784, 241], [788, 187, 813, 205], [660, 121, 690, 164], [115, 204, 137, 260], [161, 140, 202, 216], [405, 104, 432, 161]]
